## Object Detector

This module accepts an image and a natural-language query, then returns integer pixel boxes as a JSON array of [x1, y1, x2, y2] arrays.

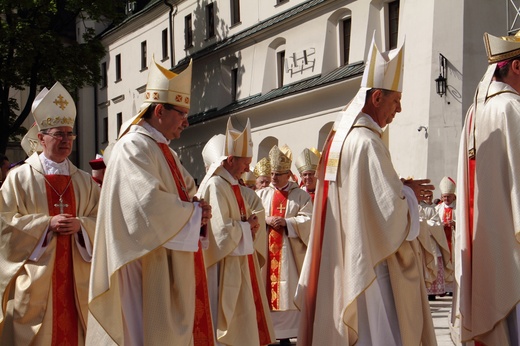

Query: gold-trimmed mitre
[[21, 123, 42, 156], [253, 157, 271, 177], [269, 144, 292, 172], [484, 31, 520, 64], [439, 176, 456, 194], [118, 59, 192, 138], [202, 134, 225, 169], [32, 82, 76, 131], [295, 148, 320, 174], [361, 34, 404, 92], [224, 118, 253, 158], [241, 171, 256, 186]]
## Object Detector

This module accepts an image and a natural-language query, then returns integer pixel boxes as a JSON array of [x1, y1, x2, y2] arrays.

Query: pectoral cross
[[276, 203, 286, 214], [54, 196, 69, 214]]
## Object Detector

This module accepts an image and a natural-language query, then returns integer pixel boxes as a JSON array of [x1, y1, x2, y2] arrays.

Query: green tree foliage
[[0, 0, 125, 154]]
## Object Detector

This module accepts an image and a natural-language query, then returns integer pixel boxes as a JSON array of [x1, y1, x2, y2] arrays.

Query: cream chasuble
[[87, 125, 213, 346], [295, 114, 436, 346], [199, 166, 275, 346], [256, 181, 312, 339], [0, 153, 99, 345], [456, 81, 520, 345]]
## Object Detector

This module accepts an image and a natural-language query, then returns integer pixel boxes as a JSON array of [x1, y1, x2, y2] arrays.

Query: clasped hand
[[49, 214, 81, 235]]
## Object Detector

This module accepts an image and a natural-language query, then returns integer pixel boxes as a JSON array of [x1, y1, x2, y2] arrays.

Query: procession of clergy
[[0, 30, 518, 346]]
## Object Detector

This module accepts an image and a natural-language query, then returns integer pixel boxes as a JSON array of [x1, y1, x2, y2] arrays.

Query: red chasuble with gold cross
[[267, 189, 289, 311], [44, 175, 79, 345], [158, 143, 214, 346]]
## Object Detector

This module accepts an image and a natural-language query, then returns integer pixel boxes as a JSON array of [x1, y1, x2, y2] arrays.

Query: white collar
[[220, 166, 239, 185], [39, 153, 70, 175], [141, 120, 170, 144]]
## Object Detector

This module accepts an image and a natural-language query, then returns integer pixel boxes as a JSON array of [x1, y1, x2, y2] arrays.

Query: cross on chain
[[54, 196, 69, 214], [276, 203, 286, 214]]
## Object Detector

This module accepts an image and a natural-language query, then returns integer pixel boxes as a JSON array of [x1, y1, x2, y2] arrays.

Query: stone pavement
[[272, 295, 457, 345], [430, 295, 456, 346]]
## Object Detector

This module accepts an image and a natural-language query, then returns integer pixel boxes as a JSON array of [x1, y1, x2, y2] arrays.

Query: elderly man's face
[[38, 126, 75, 163], [300, 170, 316, 192], [256, 175, 270, 190], [441, 193, 456, 206]]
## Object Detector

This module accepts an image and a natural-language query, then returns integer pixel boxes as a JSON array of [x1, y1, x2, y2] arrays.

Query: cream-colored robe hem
[[0, 153, 99, 345]]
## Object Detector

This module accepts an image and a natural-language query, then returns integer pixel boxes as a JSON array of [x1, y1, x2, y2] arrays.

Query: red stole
[[157, 143, 214, 346], [229, 184, 272, 345], [267, 188, 289, 310], [443, 206, 453, 253], [297, 130, 334, 345], [44, 175, 79, 345]]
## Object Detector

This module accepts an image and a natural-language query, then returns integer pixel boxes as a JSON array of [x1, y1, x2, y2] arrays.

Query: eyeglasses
[[42, 131, 77, 141], [163, 104, 189, 119]]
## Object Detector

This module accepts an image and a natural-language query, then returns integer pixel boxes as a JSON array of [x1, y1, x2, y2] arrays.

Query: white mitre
[[484, 31, 520, 64], [21, 123, 42, 156], [224, 118, 253, 158], [118, 58, 193, 138], [202, 134, 226, 170], [439, 176, 456, 195], [32, 82, 76, 131], [295, 148, 320, 174]]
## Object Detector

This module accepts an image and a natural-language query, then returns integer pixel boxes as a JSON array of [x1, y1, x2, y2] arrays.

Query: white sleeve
[[230, 221, 254, 256], [75, 225, 92, 262], [402, 185, 420, 241], [163, 202, 202, 252], [28, 226, 52, 262]]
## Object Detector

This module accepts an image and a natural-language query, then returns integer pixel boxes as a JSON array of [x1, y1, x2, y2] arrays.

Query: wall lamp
[[435, 54, 448, 97]]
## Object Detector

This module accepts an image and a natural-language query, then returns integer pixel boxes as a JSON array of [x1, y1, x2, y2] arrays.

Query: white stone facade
[[77, 0, 506, 192]]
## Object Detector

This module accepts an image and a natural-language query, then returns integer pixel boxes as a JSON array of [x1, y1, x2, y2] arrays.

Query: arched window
[[322, 8, 352, 75], [262, 38, 286, 94], [256, 136, 278, 161]]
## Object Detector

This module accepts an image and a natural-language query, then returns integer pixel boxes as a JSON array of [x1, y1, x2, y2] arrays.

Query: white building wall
[[86, 0, 510, 195]]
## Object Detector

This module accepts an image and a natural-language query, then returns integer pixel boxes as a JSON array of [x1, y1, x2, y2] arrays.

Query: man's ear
[[371, 89, 383, 106], [154, 104, 164, 118], [512, 60, 520, 75]]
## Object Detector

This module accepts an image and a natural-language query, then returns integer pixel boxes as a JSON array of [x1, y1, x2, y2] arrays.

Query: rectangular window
[[101, 62, 107, 88], [231, 68, 238, 101], [277, 50, 285, 88], [102, 117, 108, 143], [141, 41, 147, 70], [116, 112, 123, 137], [115, 54, 122, 82], [185, 14, 193, 48], [342, 18, 352, 65], [162, 29, 168, 60], [231, 0, 240, 25], [206, 3, 215, 39], [388, 0, 400, 49]]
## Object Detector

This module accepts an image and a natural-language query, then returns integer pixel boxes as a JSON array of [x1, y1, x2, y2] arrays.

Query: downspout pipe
[[163, 0, 177, 68]]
